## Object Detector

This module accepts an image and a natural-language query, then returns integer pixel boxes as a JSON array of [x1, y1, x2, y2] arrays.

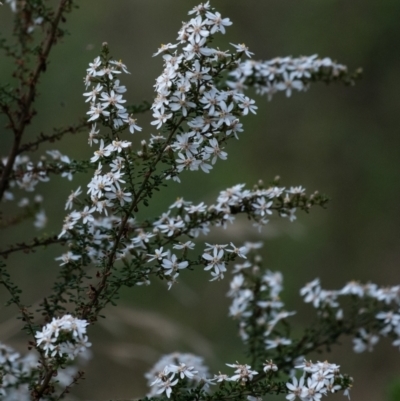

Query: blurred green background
[[1, 0, 399, 400]]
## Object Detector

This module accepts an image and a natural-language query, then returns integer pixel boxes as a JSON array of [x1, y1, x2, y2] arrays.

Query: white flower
[[238, 96, 257, 115], [34, 209, 47, 229], [147, 247, 168, 262], [169, 94, 196, 117], [109, 140, 131, 153], [162, 254, 189, 276], [252, 197, 273, 217], [276, 72, 304, 97], [186, 16, 210, 43], [86, 56, 101, 76], [265, 336, 292, 349], [300, 377, 324, 401], [203, 247, 226, 279], [226, 362, 258, 384], [183, 37, 215, 60], [87, 103, 110, 122], [286, 376, 305, 401], [263, 360, 278, 373], [155, 378, 178, 398], [230, 43, 254, 58], [168, 363, 198, 379], [153, 43, 178, 57], [226, 243, 247, 258], [353, 329, 379, 353], [188, 2, 211, 16], [110, 59, 130, 73], [128, 116, 142, 133], [151, 110, 173, 129], [205, 11, 232, 34], [88, 124, 100, 146], [55, 251, 80, 266], [83, 83, 103, 103], [173, 241, 195, 250], [35, 315, 90, 359], [91, 139, 111, 163], [100, 90, 126, 109], [204, 138, 227, 164], [105, 187, 132, 206]]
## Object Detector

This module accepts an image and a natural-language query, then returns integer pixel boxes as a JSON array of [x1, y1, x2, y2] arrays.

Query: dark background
[[0, 1, 399, 400]]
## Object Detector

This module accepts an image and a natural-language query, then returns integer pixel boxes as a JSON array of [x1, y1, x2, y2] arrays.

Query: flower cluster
[[227, 242, 296, 346], [84, 56, 139, 205], [286, 360, 352, 401], [150, 2, 257, 180], [1, 1, 391, 400], [225, 362, 258, 385], [0, 150, 77, 230], [145, 352, 211, 398], [300, 279, 400, 352], [228, 55, 357, 101], [57, 55, 141, 240], [35, 314, 91, 360], [0, 343, 37, 400], [145, 352, 262, 398]]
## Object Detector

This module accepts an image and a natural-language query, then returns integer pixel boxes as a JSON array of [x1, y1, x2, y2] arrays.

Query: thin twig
[[0, 0, 70, 200], [81, 117, 184, 320]]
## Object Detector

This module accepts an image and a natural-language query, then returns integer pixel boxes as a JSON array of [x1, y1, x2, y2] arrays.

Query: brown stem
[[18, 120, 89, 154], [0, 0, 70, 201], [81, 117, 184, 320], [0, 235, 66, 259]]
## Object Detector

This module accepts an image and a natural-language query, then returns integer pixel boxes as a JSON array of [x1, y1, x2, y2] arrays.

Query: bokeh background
[[0, 0, 399, 400]]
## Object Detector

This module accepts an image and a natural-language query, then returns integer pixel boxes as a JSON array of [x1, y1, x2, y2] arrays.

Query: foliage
[[0, 1, 397, 401]]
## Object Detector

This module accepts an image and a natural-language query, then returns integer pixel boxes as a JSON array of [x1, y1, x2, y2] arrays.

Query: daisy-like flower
[[153, 43, 178, 57], [276, 72, 304, 97], [110, 59, 130, 73], [204, 138, 227, 164], [87, 56, 101, 76], [173, 241, 195, 250], [227, 242, 247, 258], [128, 115, 142, 133], [353, 328, 379, 353], [151, 110, 173, 129], [162, 254, 189, 276], [252, 197, 273, 217], [96, 66, 122, 80], [188, 2, 211, 16], [213, 101, 234, 127], [183, 37, 215, 60], [83, 83, 103, 103], [226, 362, 258, 384], [265, 336, 292, 349], [109, 140, 131, 153], [286, 376, 305, 401], [169, 94, 196, 117], [88, 124, 100, 146], [155, 378, 178, 398], [186, 15, 210, 43], [147, 247, 169, 262], [203, 247, 226, 276], [105, 187, 132, 206], [205, 11, 232, 34], [91, 139, 111, 163], [238, 96, 258, 115], [100, 90, 126, 109], [263, 360, 278, 373], [65, 187, 82, 210], [230, 43, 254, 58], [55, 251, 80, 266], [168, 363, 198, 380], [87, 103, 110, 122]]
